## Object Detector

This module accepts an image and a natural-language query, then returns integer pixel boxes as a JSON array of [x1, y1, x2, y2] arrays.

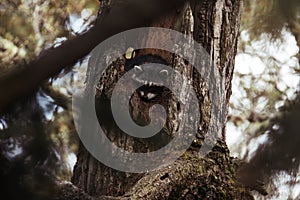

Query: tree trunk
[[71, 0, 253, 199]]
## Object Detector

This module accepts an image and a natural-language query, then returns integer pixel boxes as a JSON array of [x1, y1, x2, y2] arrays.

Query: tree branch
[[0, 0, 186, 112], [53, 142, 254, 200]]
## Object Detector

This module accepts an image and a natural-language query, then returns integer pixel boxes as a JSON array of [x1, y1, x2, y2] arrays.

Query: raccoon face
[[131, 64, 169, 101], [124, 52, 170, 101]]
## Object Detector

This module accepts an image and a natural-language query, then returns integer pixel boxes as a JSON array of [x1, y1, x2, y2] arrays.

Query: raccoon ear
[[125, 47, 136, 60], [159, 69, 168, 79], [134, 65, 143, 72]]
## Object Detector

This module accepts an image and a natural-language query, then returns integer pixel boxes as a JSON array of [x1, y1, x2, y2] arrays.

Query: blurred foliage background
[[227, 0, 300, 199], [0, 0, 98, 199], [0, 0, 299, 199]]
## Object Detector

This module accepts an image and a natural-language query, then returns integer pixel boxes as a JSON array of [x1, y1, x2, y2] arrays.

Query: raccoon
[[125, 52, 170, 101]]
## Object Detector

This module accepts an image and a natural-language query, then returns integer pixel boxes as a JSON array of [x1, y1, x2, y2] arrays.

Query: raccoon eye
[[125, 47, 136, 60]]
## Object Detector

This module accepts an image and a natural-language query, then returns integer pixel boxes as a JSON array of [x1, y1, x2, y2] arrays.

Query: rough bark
[[57, 142, 253, 200], [71, 0, 253, 199]]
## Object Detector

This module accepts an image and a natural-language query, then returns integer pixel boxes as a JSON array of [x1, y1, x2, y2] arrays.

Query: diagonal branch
[[0, 0, 186, 112]]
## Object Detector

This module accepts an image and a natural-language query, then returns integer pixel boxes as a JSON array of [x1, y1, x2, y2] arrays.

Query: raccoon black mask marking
[[125, 54, 170, 101]]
